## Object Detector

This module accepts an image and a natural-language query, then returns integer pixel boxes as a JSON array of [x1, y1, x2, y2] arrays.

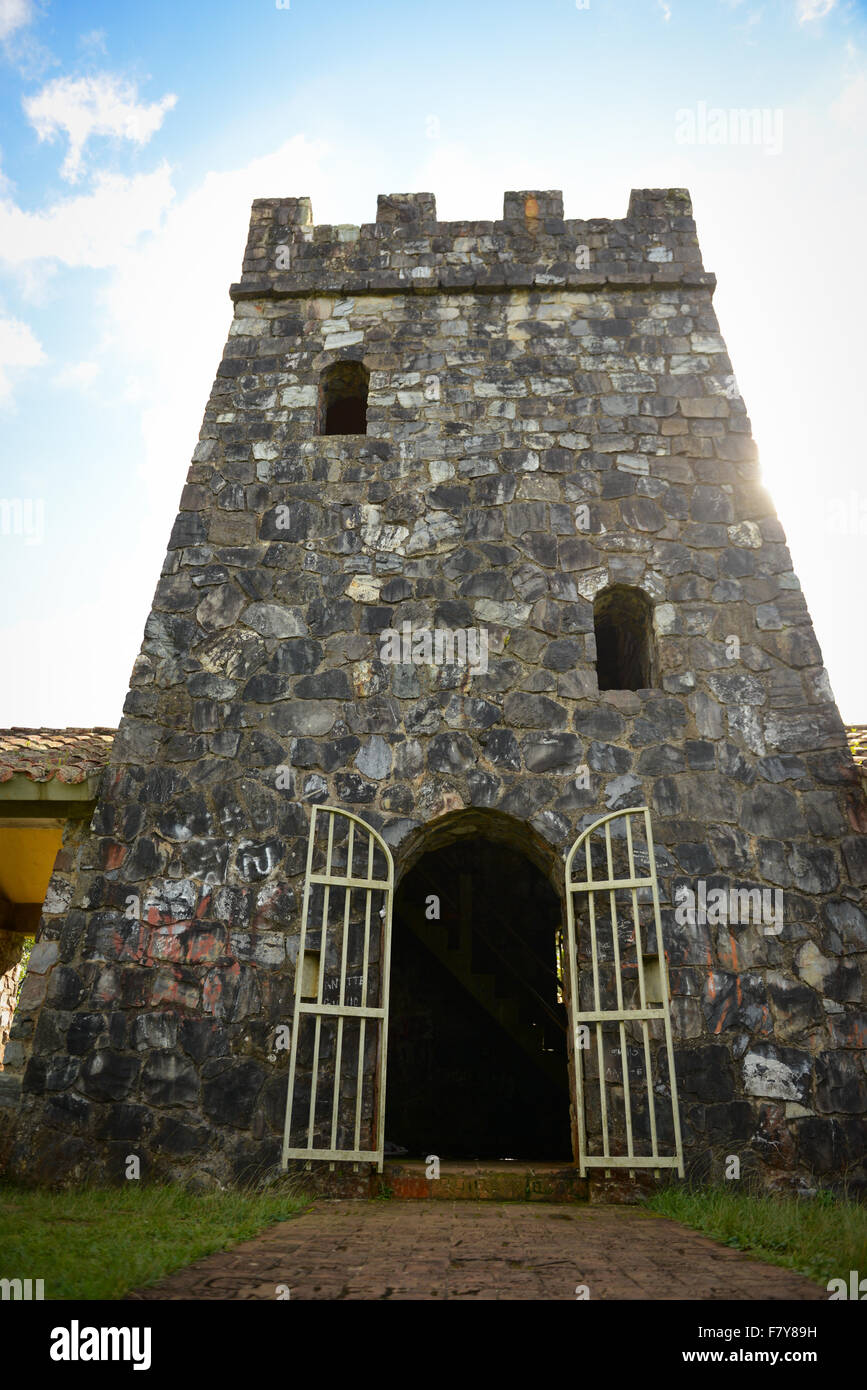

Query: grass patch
[[647, 1184, 867, 1289], [0, 1181, 312, 1300]]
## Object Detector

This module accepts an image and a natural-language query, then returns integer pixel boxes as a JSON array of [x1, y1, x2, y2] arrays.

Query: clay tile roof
[[847, 725, 867, 770], [0, 727, 116, 785]]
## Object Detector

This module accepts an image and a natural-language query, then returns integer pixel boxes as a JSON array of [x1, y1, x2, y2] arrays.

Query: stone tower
[[2, 188, 865, 1191]]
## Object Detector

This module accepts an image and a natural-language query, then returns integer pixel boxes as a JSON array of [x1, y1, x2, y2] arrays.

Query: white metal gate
[[564, 806, 684, 1177], [282, 805, 394, 1172]]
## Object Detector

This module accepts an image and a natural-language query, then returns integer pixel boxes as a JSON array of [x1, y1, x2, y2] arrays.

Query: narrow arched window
[[319, 361, 369, 435], [593, 585, 656, 691]]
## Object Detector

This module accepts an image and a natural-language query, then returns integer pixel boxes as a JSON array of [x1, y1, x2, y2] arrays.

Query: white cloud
[[101, 136, 334, 515], [57, 359, 99, 388], [797, 0, 836, 22], [78, 30, 108, 58], [23, 74, 177, 182], [0, 165, 174, 269], [831, 70, 867, 126], [0, 603, 125, 725], [0, 312, 44, 403], [0, 0, 34, 41], [657, 1, 672, 20]]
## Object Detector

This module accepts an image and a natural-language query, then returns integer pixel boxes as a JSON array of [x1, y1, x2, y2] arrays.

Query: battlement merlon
[[229, 188, 715, 302]]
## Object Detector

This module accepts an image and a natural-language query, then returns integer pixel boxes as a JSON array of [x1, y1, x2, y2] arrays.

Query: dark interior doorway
[[386, 834, 571, 1160]]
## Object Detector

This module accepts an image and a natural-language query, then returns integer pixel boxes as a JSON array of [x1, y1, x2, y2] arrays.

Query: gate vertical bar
[[605, 819, 634, 1176], [564, 839, 587, 1175], [306, 811, 334, 1152], [281, 803, 319, 1169], [375, 833, 394, 1175], [644, 807, 685, 1178], [353, 831, 375, 1156], [625, 813, 660, 1174], [586, 835, 609, 1167], [330, 820, 354, 1155]]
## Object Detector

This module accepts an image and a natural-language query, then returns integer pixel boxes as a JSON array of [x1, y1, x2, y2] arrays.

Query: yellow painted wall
[[0, 823, 63, 904]]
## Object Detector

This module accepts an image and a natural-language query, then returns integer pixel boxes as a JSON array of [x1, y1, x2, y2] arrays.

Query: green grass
[[647, 1184, 867, 1289], [0, 1182, 312, 1300]]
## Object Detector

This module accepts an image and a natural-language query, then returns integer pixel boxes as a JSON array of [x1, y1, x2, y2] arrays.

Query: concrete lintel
[[0, 772, 102, 805]]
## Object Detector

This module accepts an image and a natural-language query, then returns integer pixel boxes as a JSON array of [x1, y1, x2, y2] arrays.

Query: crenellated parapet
[[231, 189, 715, 300]]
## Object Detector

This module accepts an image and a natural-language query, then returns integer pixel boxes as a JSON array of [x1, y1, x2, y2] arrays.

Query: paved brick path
[[127, 1201, 826, 1301]]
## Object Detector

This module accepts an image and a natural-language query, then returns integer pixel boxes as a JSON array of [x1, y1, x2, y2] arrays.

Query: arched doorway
[[386, 810, 572, 1160]]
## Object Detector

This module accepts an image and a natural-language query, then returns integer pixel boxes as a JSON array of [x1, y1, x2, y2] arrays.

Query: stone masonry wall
[[3, 189, 865, 1189]]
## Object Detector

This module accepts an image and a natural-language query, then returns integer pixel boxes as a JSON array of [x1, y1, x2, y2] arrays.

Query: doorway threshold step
[[381, 1159, 589, 1202]]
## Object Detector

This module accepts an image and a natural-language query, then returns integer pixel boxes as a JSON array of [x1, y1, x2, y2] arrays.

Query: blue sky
[[0, 0, 865, 725]]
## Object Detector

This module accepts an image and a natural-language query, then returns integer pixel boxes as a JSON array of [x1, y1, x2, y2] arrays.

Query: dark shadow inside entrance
[[386, 834, 571, 1161]]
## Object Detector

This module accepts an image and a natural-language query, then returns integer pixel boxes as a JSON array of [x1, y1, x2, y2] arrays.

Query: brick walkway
[[127, 1201, 826, 1301]]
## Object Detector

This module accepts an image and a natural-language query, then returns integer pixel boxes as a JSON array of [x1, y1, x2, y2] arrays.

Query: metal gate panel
[[282, 805, 394, 1172], [564, 806, 684, 1178]]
